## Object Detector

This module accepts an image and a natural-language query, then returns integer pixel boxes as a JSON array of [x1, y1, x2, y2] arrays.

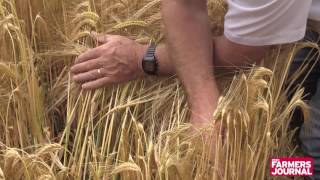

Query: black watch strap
[[142, 44, 158, 76]]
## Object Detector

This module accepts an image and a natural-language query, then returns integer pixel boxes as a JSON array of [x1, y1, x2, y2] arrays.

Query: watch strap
[[142, 44, 158, 75]]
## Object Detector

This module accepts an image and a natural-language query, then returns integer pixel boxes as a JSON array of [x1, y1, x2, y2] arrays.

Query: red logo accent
[[270, 158, 314, 176]]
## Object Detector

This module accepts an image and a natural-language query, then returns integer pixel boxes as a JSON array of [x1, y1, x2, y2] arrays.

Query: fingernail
[[91, 31, 97, 37], [82, 85, 88, 90]]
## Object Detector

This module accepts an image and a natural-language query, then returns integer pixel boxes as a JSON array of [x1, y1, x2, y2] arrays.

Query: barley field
[[0, 0, 317, 179]]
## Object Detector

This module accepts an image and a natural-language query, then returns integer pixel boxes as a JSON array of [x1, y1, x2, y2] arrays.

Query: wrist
[[188, 80, 220, 126], [135, 44, 148, 77], [141, 44, 159, 76]]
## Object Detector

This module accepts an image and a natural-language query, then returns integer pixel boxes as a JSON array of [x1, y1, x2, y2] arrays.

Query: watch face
[[143, 61, 156, 72], [142, 45, 158, 75]]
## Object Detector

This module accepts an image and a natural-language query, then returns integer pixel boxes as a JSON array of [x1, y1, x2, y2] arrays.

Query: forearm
[[150, 37, 269, 76], [161, 0, 219, 125], [153, 44, 174, 76], [213, 36, 270, 68]]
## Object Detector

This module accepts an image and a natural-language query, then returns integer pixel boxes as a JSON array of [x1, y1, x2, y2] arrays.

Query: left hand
[[71, 33, 146, 90]]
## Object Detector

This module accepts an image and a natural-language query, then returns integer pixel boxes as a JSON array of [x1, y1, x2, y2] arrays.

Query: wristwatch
[[142, 44, 158, 76]]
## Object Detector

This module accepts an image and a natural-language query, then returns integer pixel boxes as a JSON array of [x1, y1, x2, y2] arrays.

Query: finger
[[72, 69, 102, 83], [75, 48, 100, 64], [71, 58, 101, 74], [81, 77, 111, 90], [91, 31, 110, 44]]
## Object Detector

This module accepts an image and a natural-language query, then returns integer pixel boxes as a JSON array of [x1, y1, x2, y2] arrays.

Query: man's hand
[[71, 33, 146, 90]]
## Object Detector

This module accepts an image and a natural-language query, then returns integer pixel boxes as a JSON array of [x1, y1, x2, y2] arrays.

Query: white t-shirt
[[224, 0, 320, 46]]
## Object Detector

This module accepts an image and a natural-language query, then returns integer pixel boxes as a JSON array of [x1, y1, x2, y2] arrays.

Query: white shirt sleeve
[[224, 0, 312, 46]]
